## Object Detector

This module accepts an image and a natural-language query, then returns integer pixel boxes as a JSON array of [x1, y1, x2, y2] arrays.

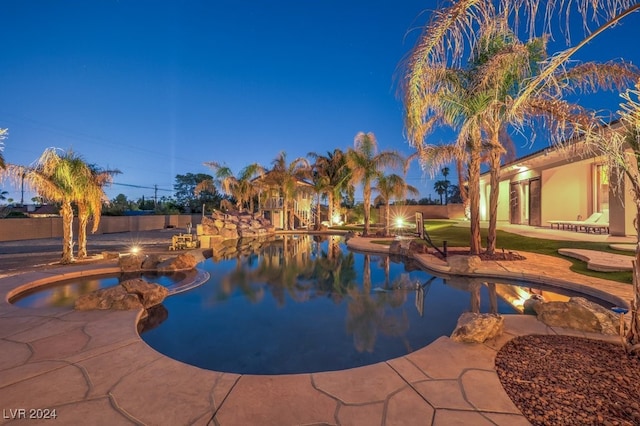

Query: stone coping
[[346, 236, 635, 309], [0, 236, 634, 424]]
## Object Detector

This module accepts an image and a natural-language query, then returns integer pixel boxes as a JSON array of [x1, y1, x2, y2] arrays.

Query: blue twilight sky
[[1, 1, 639, 203]]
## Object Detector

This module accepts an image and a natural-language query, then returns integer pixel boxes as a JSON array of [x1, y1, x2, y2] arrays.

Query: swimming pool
[[10, 234, 610, 374], [139, 235, 601, 374]]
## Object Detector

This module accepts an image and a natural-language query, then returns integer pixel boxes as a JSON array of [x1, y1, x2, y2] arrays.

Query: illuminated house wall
[[479, 124, 636, 236]]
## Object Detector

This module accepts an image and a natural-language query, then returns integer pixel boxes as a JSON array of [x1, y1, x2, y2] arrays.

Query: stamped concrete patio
[[0, 227, 635, 425]]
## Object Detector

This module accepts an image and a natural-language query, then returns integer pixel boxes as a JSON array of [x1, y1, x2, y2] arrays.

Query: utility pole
[[154, 184, 158, 207]]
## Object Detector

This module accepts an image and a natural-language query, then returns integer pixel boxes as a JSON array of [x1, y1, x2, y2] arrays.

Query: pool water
[[11, 272, 184, 309], [139, 235, 597, 374]]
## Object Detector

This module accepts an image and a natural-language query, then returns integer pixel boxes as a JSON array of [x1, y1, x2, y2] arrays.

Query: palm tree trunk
[[328, 192, 334, 226], [363, 181, 371, 236], [468, 146, 482, 255], [384, 202, 390, 236], [77, 207, 89, 259], [486, 146, 501, 255], [60, 201, 74, 264]]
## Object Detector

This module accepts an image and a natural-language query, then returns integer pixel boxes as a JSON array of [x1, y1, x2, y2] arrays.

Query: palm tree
[[441, 167, 450, 204], [0, 128, 7, 170], [76, 165, 120, 259], [266, 152, 311, 230], [433, 180, 448, 205], [346, 132, 404, 236], [373, 174, 419, 236], [9, 148, 93, 263], [401, 12, 638, 255], [308, 149, 351, 227], [203, 161, 265, 212]]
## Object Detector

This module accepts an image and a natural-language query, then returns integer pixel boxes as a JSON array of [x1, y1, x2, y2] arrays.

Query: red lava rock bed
[[496, 334, 640, 425]]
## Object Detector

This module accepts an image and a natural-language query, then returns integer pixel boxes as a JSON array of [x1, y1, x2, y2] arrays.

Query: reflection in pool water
[[139, 235, 599, 375], [10, 272, 184, 309]]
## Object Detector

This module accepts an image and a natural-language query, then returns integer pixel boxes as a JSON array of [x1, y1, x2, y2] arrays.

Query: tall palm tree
[[308, 149, 351, 226], [0, 128, 7, 169], [401, 12, 638, 255], [309, 169, 329, 229], [203, 161, 265, 212], [76, 165, 120, 259], [346, 132, 404, 236], [267, 152, 311, 230], [373, 174, 419, 236]]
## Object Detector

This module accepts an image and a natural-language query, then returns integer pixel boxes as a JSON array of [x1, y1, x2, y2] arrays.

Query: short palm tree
[[203, 161, 265, 212], [11, 148, 94, 263], [346, 132, 405, 236], [374, 174, 419, 236]]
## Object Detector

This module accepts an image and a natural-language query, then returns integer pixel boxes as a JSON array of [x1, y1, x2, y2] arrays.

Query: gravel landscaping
[[496, 334, 640, 425]]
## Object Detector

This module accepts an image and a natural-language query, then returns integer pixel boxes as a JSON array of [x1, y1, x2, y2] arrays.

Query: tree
[[590, 85, 640, 354], [8, 148, 93, 263], [308, 149, 352, 227], [202, 162, 265, 212], [401, 8, 638, 255], [0, 128, 7, 169], [346, 132, 405, 236], [266, 152, 311, 230], [76, 165, 120, 259], [373, 174, 419, 236], [433, 180, 449, 205], [441, 167, 450, 204], [173, 173, 221, 213]]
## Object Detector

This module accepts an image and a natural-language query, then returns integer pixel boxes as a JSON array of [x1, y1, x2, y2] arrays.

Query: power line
[[111, 182, 173, 192]]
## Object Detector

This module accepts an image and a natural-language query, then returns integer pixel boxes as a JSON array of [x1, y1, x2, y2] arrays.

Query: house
[[478, 122, 635, 237], [253, 172, 314, 230]]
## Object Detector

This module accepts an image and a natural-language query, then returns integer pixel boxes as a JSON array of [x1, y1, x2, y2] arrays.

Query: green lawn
[[335, 220, 634, 284]]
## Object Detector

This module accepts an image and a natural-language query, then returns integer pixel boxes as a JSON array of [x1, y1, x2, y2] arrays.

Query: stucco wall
[[377, 204, 466, 226], [541, 159, 592, 225], [0, 214, 202, 242]]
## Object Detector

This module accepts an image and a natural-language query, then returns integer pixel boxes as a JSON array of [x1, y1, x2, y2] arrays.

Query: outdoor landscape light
[[130, 246, 140, 254]]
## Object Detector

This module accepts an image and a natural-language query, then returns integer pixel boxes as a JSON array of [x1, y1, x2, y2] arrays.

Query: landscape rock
[[447, 255, 482, 274], [451, 312, 504, 343], [199, 209, 276, 244], [74, 279, 168, 311], [157, 252, 198, 271], [101, 251, 120, 260], [141, 254, 162, 270], [533, 296, 620, 335], [118, 253, 146, 272], [121, 278, 169, 308]]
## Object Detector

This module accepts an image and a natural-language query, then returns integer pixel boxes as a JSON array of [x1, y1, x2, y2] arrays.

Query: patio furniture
[[548, 212, 601, 231], [581, 210, 610, 233]]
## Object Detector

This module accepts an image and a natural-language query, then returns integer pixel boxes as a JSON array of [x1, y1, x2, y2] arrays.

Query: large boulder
[[74, 279, 168, 311], [158, 252, 198, 271], [447, 255, 482, 274], [121, 278, 169, 308], [118, 253, 146, 272], [451, 312, 504, 343], [141, 254, 162, 270], [533, 297, 619, 335]]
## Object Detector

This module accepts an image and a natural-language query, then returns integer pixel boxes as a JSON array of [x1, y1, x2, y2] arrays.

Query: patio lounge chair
[[548, 212, 601, 231], [581, 210, 609, 233]]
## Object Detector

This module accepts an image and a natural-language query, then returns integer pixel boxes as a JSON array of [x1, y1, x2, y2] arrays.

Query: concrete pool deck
[[0, 228, 636, 425]]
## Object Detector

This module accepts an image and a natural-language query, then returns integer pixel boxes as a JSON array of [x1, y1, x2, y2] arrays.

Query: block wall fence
[[0, 214, 203, 242]]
